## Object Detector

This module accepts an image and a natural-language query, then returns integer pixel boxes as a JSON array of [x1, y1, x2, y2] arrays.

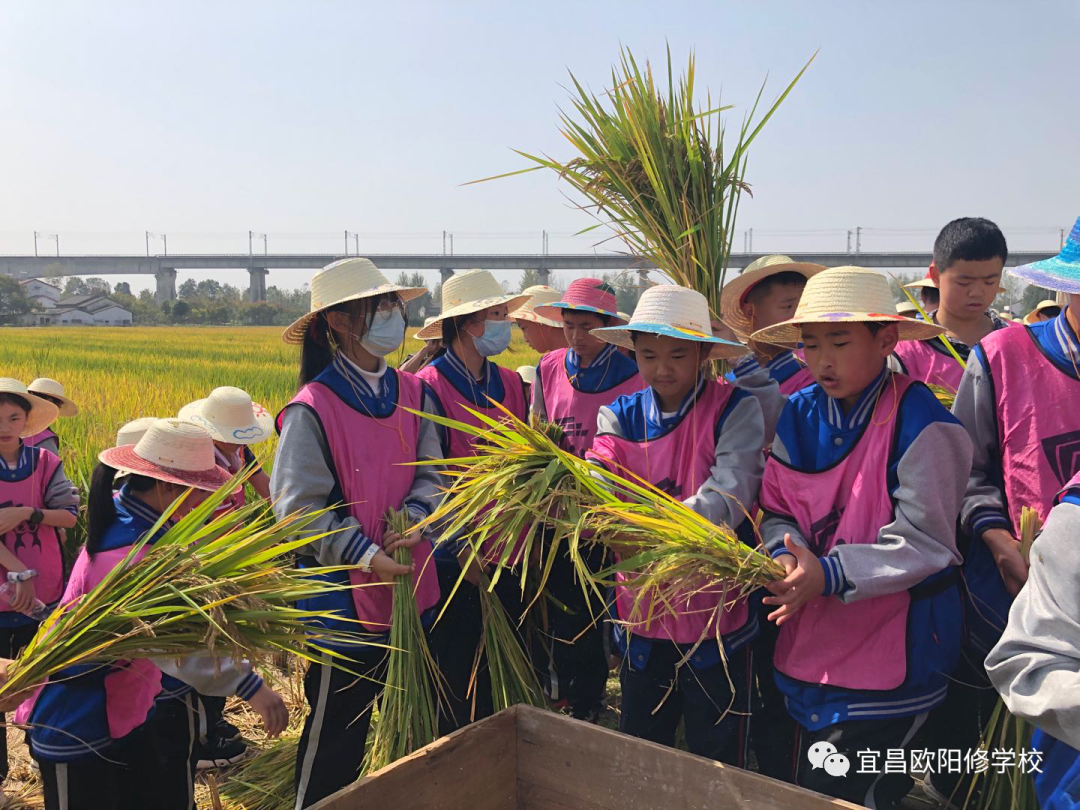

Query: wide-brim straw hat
[[752, 266, 946, 346], [510, 285, 563, 328], [534, 277, 624, 322], [896, 300, 919, 316], [0, 379, 60, 439], [27, 378, 78, 417], [415, 269, 529, 340], [282, 258, 427, 344], [516, 365, 537, 386], [99, 418, 231, 492], [720, 255, 826, 342], [592, 285, 748, 361], [116, 417, 158, 447], [1011, 217, 1080, 294], [179, 387, 273, 445], [1023, 299, 1062, 324]]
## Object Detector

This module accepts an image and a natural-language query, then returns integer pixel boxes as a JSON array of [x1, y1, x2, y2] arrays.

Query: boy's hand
[[982, 528, 1029, 596], [762, 534, 826, 626], [383, 528, 424, 555], [369, 549, 414, 583], [247, 684, 289, 738]]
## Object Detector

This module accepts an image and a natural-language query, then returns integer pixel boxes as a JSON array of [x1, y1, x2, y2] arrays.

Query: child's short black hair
[[921, 287, 940, 308], [0, 393, 31, 413], [747, 271, 808, 305], [933, 218, 1008, 272]]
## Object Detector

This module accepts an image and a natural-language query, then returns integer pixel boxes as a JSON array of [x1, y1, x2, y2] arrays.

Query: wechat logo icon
[[808, 741, 850, 778]]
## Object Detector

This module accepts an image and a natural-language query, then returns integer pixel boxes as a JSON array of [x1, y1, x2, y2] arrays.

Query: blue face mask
[[472, 319, 512, 357], [360, 309, 407, 356]]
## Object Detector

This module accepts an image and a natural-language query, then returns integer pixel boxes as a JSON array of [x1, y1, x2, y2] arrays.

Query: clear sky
[[0, 1, 1075, 293]]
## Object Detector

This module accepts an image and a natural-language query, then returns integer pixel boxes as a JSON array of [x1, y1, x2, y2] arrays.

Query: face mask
[[472, 319, 512, 357], [359, 309, 407, 356]]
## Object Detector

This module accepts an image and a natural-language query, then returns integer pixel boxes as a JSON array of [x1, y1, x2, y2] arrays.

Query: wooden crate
[[311, 705, 863, 809]]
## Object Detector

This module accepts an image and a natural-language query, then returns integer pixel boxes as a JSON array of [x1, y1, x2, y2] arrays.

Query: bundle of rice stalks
[[475, 573, 546, 713], [362, 508, 442, 772], [928, 384, 956, 410], [471, 47, 814, 316], [0, 477, 367, 702]]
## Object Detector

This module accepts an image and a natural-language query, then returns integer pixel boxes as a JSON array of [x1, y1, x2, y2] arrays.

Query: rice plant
[[475, 573, 546, 713]]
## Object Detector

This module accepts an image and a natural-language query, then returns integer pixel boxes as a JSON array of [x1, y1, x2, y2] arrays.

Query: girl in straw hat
[[271, 258, 446, 808], [931, 215, 1080, 804], [19, 419, 287, 810], [509, 284, 569, 354], [749, 266, 972, 806], [413, 269, 535, 734], [399, 316, 443, 374], [585, 284, 766, 764], [23, 378, 79, 457], [0, 379, 79, 788], [529, 278, 643, 722]]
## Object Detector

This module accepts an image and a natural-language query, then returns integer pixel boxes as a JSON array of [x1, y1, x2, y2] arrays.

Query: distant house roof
[[51, 292, 131, 317], [20, 278, 61, 290]]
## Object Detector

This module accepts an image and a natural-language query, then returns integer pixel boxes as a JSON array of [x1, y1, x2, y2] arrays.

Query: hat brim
[[28, 389, 78, 417], [751, 313, 945, 346], [535, 302, 624, 322], [415, 293, 531, 340], [592, 323, 749, 361], [178, 400, 274, 445], [1009, 261, 1080, 295], [904, 278, 937, 290], [282, 284, 428, 344], [15, 393, 61, 439], [720, 262, 827, 343], [98, 446, 232, 492], [511, 311, 563, 328]]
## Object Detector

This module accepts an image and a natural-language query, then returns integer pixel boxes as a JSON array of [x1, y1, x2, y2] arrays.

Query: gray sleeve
[[405, 391, 446, 523], [951, 356, 1011, 537], [986, 502, 1080, 749], [269, 405, 373, 567], [531, 367, 547, 422], [759, 434, 810, 555], [829, 421, 970, 602], [37, 437, 59, 456], [681, 392, 765, 533], [44, 462, 80, 513], [156, 656, 264, 700], [731, 358, 784, 447]]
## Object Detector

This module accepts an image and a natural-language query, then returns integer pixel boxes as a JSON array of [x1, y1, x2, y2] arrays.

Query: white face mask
[[359, 309, 407, 356], [472, 319, 512, 357]]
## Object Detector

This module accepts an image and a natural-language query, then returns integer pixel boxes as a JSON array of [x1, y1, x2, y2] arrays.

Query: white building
[[23, 287, 133, 326]]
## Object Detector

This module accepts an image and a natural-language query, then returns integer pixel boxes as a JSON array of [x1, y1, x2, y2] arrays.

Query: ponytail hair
[[86, 462, 157, 555], [297, 294, 397, 389]]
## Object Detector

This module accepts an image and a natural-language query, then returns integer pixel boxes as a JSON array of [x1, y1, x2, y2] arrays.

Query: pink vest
[[760, 376, 915, 691], [587, 381, 750, 643], [286, 371, 439, 632], [0, 449, 65, 609], [982, 326, 1080, 533], [539, 349, 643, 457], [16, 544, 162, 739], [23, 429, 58, 449], [778, 365, 816, 397], [894, 339, 965, 392]]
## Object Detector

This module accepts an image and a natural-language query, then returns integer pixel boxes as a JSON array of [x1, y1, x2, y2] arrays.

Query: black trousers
[[748, 610, 798, 781], [37, 725, 158, 810], [293, 644, 387, 810], [199, 693, 226, 738], [619, 641, 753, 765], [792, 712, 930, 810], [0, 622, 38, 781], [148, 691, 201, 810]]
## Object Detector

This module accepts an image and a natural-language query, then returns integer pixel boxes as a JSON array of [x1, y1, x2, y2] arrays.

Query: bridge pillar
[[536, 268, 551, 286], [248, 267, 268, 302], [637, 267, 651, 289], [155, 267, 176, 302], [439, 267, 454, 284]]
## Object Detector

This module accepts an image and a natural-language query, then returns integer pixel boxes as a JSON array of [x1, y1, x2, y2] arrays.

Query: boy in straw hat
[[1025, 298, 1062, 324], [23, 378, 79, 456], [271, 258, 446, 807], [0, 379, 79, 788], [893, 218, 1010, 394], [510, 284, 569, 354], [529, 278, 642, 722], [750, 267, 972, 806], [925, 215, 1080, 805], [19, 419, 288, 810], [586, 284, 766, 764]]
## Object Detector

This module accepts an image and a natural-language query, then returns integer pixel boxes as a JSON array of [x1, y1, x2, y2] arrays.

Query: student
[[586, 284, 765, 764], [510, 284, 569, 354], [529, 278, 643, 722], [0, 379, 79, 788], [751, 266, 971, 807], [18, 419, 286, 810], [399, 316, 443, 374], [1024, 298, 1062, 324], [893, 218, 1010, 393], [271, 258, 445, 809], [934, 216, 1080, 804], [23, 378, 79, 456], [905, 275, 941, 312], [413, 269, 531, 734], [895, 300, 919, 318], [986, 469, 1080, 810]]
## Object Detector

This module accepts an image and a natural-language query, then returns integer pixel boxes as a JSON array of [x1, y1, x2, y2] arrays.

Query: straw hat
[[1010, 216, 1080, 294], [509, 285, 563, 328], [99, 419, 231, 492], [720, 255, 826, 342], [516, 365, 537, 386], [999, 311, 1015, 322], [534, 278, 624, 322], [27, 378, 78, 417], [1023, 299, 1062, 325], [751, 266, 945, 346], [116, 417, 158, 446], [896, 300, 919, 317], [592, 285, 748, 360], [282, 258, 427, 344], [415, 270, 529, 340], [616, 311, 630, 322], [179, 387, 273, 445], [0, 379, 60, 438]]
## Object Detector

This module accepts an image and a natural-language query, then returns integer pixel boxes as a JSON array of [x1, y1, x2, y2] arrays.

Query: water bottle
[[0, 582, 52, 622]]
